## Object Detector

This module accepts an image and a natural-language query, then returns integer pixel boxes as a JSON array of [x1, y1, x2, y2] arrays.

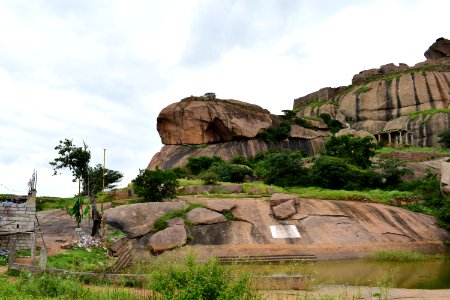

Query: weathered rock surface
[[157, 97, 272, 145], [335, 128, 377, 142], [290, 125, 331, 139], [104, 202, 188, 238], [187, 208, 227, 225], [179, 184, 243, 195], [201, 199, 237, 212], [441, 161, 450, 196], [167, 217, 185, 227], [270, 193, 299, 206], [149, 225, 187, 253], [272, 199, 296, 219], [425, 37, 450, 60], [149, 138, 327, 169]]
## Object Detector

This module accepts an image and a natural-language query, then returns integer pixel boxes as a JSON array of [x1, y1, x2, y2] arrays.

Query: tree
[[186, 156, 224, 175], [438, 128, 450, 148], [255, 151, 309, 187], [325, 135, 378, 169], [87, 164, 124, 195], [132, 168, 179, 202]]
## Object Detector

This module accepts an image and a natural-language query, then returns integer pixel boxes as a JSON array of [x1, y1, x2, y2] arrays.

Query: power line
[[0, 183, 27, 194]]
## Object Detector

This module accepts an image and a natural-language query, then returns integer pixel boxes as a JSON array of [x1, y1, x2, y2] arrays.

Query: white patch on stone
[[270, 225, 301, 239]]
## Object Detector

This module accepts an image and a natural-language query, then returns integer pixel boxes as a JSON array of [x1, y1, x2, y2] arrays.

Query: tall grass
[[366, 250, 441, 262], [46, 248, 112, 272]]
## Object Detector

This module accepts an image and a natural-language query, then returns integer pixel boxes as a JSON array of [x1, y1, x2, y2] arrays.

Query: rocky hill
[[294, 38, 450, 147], [149, 38, 450, 169]]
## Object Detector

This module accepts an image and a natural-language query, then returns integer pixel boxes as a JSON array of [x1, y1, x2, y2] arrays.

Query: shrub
[[208, 163, 253, 183], [199, 170, 220, 185], [255, 151, 309, 187], [325, 135, 378, 169], [132, 168, 179, 202], [172, 166, 189, 178], [186, 156, 224, 175], [230, 155, 250, 166], [375, 157, 413, 189], [310, 156, 379, 190], [257, 121, 291, 141], [149, 255, 257, 300], [438, 128, 450, 148]]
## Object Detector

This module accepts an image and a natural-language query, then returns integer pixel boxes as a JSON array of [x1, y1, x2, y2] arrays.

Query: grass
[[106, 227, 127, 243], [406, 108, 450, 120], [366, 250, 443, 263], [46, 248, 113, 272], [376, 146, 450, 154], [242, 182, 286, 193], [150, 202, 206, 233], [354, 85, 372, 95], [285, 186, 414, 204]]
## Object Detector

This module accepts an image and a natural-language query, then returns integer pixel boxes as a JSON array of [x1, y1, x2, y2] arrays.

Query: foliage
[[438, 128, 450, 148], [49, 138, 91, 182], [46, 248, 111, 272], [325, 135, 378, 169], [149, 255, 258, 300], [282, 109, 296, 119], [172, 166, 189, 178], [366, 250, 441, 262], [35, 195, 73, 211], [230, 155, 251, 166], [208, 163, 253, 183], [255, 151, 309, 187], [318, 113, 343, 133], [257, 121, 291, 142], [375, 157, 413, 189], [407, 108, 450, 120], [186, 156, 224, 175], [68, 196, 90, 227], [293, 117, 313, 128], [151, 202, 205, 232], [86, 164, 123, 195], [354, 85, 372, 95], [199, 170, 220, 185], [310, 156, 379, 190], [132, 168, 179, 202]]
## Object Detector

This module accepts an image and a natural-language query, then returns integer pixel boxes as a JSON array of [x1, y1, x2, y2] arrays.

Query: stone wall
[[0, 199, 36, 250]]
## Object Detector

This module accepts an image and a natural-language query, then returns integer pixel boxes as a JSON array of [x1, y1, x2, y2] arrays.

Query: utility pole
[[102, 149, 106, 212]]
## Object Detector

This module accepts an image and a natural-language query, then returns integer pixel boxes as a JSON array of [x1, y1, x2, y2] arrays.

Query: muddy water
[[229, 259, 450, 289]]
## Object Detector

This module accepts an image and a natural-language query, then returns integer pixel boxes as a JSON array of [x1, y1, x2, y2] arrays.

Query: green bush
[[230, 155, 250, 166], [325, 134, 378, 169], [149, 255, 257, 300], [257, 121, 291, 141], [172, 166, 189, 178], [132, 168, 179, 202], [438, 128, 450, 148], [310, 156, 379, 190], [375, 157, 413, 189], [199, 170, 220, 185], [208, 163, 253, 183], [186, 156, 224, 175], [255, 151, 309, 187]]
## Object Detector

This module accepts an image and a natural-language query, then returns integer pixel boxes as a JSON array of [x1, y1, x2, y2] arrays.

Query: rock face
[[293, 39, 450, 147], [104, 202, 188, 238], [441, 161, 450, 196], [425, 38, 450, 60], [187, 208, 228, 225], [149, 225, 187, 253], [157, 97, 272, 145]]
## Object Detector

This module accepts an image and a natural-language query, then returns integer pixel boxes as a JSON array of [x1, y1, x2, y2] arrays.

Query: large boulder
[[441, 161, 450, 196], [187, 208, 227, 225], [157, 97, 272, 145], [425, 38, 450, 60], [104, 202, 188, 238], [335, 128, 377, 143], [270, 193, 299, 206], [272, 199, 297, 220], [149, 225, 187, 253]]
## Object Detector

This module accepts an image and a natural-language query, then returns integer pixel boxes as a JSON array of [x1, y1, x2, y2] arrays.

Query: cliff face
[[149, 95, 329, 169], [295, 38, 450, 146]]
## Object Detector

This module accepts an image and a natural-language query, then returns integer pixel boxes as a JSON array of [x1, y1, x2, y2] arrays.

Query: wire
[[0, 183, 27, 194]]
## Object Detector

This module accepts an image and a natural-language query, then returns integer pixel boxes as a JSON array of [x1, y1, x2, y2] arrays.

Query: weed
[[46, 248, 112, 272], [366, 250, 441, 262]]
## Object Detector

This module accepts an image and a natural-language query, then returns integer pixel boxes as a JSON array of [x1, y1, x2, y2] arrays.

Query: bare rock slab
[[270, 193, 299, 206], [149, 226, 187, 253], [204, 199, 237, 212], [187, 208, 227, 225], [104, 202, 188, 238], [272, 199, 297, 220], [167, 217, 185, 227]]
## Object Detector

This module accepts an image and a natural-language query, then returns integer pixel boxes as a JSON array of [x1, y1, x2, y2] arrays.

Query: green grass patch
[[106, 227, 127, 242], [46, 248, 112, 272], [242, 182, 286, 193], [377, 146, 450, 154], [285, 186, 414, 204], [366, 250, 443, 262], [406, 108, 450, 120], [179, 178, 231, 186], [150, 202, 206, 233], [354, 85, 372, 95]]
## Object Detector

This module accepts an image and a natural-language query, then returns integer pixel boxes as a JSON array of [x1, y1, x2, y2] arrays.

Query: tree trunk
[[89, 193, 102, 237]]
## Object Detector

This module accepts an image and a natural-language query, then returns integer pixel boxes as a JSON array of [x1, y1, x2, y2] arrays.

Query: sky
[[0, 0, 448, 197]]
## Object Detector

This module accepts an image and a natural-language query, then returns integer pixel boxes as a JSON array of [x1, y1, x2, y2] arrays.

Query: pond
[[225, 259, 450, 289]]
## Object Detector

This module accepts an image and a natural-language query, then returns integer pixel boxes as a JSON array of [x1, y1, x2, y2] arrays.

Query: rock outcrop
[[294, 38, 450, 147], [149, 225, 187, 253], [425, 37, 450, 60], [186, 208, 228, 225]]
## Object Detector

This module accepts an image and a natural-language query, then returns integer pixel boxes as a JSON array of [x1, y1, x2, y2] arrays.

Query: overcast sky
[[0, 0, 448, 197]]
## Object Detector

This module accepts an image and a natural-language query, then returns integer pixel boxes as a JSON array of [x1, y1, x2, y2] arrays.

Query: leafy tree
[[325, 135, 378, 169], [132, 168, 179, 202], [50, 139, 91, 184], [310, 156, 379, 190], [375, 157, 413, 189], [86, 164, 124, 195], [258, 121, 291, 142], [255, 151, 309, 187], [199, 170, 220, 185], [438, 128, 450, 148], [186, 156, 224, 175], [230, 155, 250, 166]]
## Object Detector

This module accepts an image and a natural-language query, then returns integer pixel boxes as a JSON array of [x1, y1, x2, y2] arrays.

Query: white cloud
[[1, 0, 449, 197]]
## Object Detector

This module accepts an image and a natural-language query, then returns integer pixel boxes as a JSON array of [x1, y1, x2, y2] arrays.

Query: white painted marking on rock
[[270, 225, 301, 238]]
